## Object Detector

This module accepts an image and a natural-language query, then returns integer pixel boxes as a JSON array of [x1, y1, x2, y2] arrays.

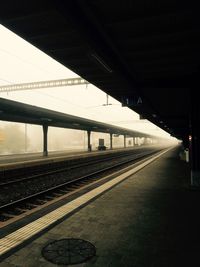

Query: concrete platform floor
[[1, 146, 199, 267]]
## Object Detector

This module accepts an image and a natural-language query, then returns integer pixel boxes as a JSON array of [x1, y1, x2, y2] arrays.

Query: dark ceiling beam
[[51, 1, 162, 128], [53, 1, 139, 87], [1, 10, 49, 24], [139, 63, 199, 73], [108, 7, 195, 23], [131, 55, 200, 68], [119, 28, 200, 48], [141, 77, 197, 89], [140, 69, 199, 80], [29, 30, 78, 42], [124, 45, 199, 60], [0, 1, 48, 20]]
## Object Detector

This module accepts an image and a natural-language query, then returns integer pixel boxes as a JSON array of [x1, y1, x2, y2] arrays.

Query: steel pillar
[[190, 90, 200, 186], [87, 130, 92, 152], [110, 133, 113, 149], [134, 137, 138, 146], [132, 137, 135, 146], [43, 124, 48, 157], [124, 134, 126, 148], [25, 123, 28, 152]]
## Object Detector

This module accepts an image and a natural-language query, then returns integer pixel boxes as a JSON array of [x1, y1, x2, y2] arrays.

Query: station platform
[[0, 149, 89, 171], [1, 146, 199, 267]]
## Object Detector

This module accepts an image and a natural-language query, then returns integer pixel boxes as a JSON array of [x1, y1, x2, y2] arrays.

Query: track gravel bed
[[0, 147, 163, 207]]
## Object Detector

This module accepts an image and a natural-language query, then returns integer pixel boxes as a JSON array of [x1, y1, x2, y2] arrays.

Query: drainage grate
[[42, 238, 96, 265]]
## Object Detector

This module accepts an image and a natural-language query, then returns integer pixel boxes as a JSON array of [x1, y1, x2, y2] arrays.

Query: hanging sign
[[121, 96, 143, 107]]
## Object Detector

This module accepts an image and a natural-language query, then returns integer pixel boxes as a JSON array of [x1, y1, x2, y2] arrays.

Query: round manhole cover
[[42, 238, 96, 265]]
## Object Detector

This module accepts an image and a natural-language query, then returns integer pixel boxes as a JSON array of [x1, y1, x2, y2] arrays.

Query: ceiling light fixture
[[91, 53, 113, 73]]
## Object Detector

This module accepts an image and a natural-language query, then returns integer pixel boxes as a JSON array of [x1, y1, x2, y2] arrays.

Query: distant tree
[[0, 124, 29, 154]]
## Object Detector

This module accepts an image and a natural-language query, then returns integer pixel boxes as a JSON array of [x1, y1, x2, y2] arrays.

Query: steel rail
[[0, 150, 145, 186], [0, 149, 161, 212]]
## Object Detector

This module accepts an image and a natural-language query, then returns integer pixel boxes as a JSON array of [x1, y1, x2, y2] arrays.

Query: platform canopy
[[0, 97, 158, 139], [1, 1, 198, 143]]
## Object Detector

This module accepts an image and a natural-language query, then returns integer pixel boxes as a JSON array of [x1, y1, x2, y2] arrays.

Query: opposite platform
[[1, 146, 199, 267], [0, 146, 141, 171]]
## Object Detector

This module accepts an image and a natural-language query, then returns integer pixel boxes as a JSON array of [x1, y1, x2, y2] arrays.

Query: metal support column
[[87, 130, 92, 152], [135, 137, 138, 145], [190, 90, 200, 186], [110, 133, 113, 150], [143, 137, 148, 145], [124, 134, 126, 148], [43, 124, 48, 157], [25, 123, 28, 152], [132, 137, 135, 146]]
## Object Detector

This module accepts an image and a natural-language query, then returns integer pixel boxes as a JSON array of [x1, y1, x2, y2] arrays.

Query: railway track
[[0, 147, 165, 224], [0, 148, 152, 180], [0, 148, 155, 186]]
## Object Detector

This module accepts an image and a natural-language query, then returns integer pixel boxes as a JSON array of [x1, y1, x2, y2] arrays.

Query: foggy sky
[[0, 24, 175, 139]]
